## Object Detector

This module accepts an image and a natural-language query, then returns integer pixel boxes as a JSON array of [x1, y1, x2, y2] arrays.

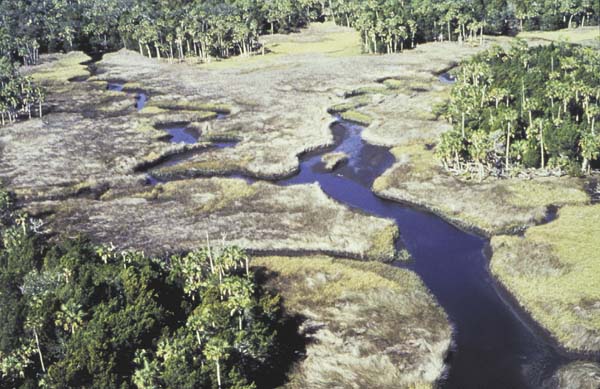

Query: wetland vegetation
[[1, 0, 600, 388]]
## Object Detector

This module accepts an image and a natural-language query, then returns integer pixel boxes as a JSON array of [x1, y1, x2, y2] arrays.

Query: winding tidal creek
[[123, 84, 582, 388]]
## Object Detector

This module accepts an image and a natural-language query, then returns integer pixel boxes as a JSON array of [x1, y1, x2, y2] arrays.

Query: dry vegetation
[[372, 143, 589, 235], [252, 256, 451, 389], [2, 52, 186, 201], [550, 361, 600, 389], [321, 151, 349, 171], [94, 23, 513, 180], [29, 178, 397, 260], [491, 205, 600, 352]]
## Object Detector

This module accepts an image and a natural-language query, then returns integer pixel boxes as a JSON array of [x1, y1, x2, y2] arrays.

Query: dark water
[[165, 127, 200, 144], [276, 122, 589, 388], [439, 72, 457, 84], [136, 93, 148, 111], [107, 83, 124, 92]]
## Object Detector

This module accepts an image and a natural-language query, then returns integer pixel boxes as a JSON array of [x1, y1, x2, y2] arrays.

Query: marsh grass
[[321, 152, 349, 171], [374, 143, 590, 235], [252, 256, 451, 389], [262, 22, 362, 57], [551, 361, 600, 389], [146, 98, 232, 114], [340, 110, 373, 126], [491, 204, 600, 352]]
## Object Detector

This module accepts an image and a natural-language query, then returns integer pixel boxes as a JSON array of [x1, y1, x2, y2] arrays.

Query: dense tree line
[[327, 0, 600, 54], [0, 59, 44, 127], [1, 0, 598, 64], [0, 191, 284, 388], [437, 42, 600, 178], [0, 0, 326, 64]]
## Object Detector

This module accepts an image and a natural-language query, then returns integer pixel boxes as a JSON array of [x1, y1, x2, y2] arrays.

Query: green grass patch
[[340, 110, 373, 126], [265, 22, 361, 57], [148, 99, 232, 114], [327, 95, 370, 114], [30, 52, 91, 84], [491, 204, 600, 352], [518, 27, 600, 48], [504, 180, 589, 208]]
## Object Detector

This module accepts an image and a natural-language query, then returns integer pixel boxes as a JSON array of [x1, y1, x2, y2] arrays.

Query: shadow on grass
[[252, 266, 312, 389]]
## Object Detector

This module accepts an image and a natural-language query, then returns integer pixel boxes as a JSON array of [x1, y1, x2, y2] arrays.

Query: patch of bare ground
[[29, 178, 397, 260], [490, 205, 600, 353], [253, 256, 451, 389], [549, 361, 600, 389]]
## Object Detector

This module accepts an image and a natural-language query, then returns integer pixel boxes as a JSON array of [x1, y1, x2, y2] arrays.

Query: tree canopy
[[1, 0, 598, 64], [438, 41, 600, 178], [0, 192, 284, 388], [0, 58, 44, 127]]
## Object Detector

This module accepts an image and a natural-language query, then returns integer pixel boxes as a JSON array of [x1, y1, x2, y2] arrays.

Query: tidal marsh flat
[[94, 22, 509, 180], [31, 178, 397, 261], [372, 143, 589, 235], [253, 256, 451, 389]]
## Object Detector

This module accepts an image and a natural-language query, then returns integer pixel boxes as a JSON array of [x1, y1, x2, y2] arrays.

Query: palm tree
[[133, 350, 160, 389], [531, 117, 547, 169], [203, 338, 230, 389], [580, 131, 600, 174], [502, 108, 519, 170], [55, 301, 84, 335]]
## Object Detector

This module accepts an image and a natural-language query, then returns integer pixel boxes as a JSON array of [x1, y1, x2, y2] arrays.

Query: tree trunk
[[34, 330, 46, 373], [216, 359, 222, 389], [480, 25, 484, 45], [506, 123, 511, 169], [540, 123, 545, 168]]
